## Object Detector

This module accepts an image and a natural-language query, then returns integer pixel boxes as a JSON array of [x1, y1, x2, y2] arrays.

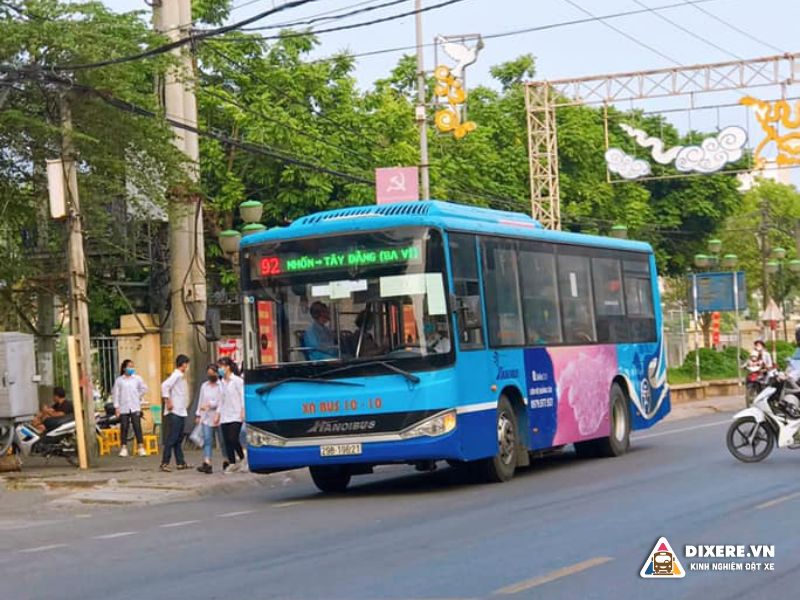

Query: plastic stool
[[134, 434, 159, 456], [97, 435, 110, 456], [101, 428, 121, 450]]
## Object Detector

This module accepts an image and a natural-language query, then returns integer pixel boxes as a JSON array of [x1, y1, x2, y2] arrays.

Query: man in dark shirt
[[32, 387, 74, 432]]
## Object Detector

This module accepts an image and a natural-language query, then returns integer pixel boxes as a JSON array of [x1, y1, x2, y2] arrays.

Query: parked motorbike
[[727, 369, 800, 463], [13, 420, 81, 466]]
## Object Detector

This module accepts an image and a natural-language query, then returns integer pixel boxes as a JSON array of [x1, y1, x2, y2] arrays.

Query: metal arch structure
[[525, 52, 800, 230]]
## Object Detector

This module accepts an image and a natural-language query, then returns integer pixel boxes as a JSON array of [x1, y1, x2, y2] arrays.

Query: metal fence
[[664, 308, 689, 369], [91, 336, 119, 401]]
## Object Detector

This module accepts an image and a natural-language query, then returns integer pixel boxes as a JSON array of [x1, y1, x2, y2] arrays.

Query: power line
[[199, 0, 471, 43], [42, 74, 375, 185], [1, 0, 322, 74], [241, 0, 408, 31], [220, 0, 726, 69], [682, 0, 786, 54], [562, 0, 682, 66], [630, 0, 741, 60]]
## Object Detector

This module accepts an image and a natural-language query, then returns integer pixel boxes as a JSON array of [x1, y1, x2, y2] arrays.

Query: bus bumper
[[246, 429, 464, 472]]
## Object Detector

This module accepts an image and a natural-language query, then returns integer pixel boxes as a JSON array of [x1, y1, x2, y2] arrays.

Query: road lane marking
[[93, 531, 138, 540], [18, 544, 67, 554], [219, 510, 256, 518], [159, 520, 200, 528], [756, 491, 800, 510], [273, 501, 302, 508], [493, 557, 613, 595], [633, 420, 729, 440]]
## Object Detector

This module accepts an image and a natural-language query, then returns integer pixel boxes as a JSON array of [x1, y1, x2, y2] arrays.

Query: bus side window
[[482, 238, 525, 347], [557, 253, 597, 344], [592, 256, 628, 343], [623, 259, 657, 342], [519, 243, 562, 345], [448, 233, 484, 349]]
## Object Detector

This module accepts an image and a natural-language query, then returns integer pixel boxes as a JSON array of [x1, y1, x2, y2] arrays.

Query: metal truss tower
[[525, 52, 800, 230]]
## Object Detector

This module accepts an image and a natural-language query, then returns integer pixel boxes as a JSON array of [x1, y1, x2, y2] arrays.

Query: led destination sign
[[257, 243, 422, 277]]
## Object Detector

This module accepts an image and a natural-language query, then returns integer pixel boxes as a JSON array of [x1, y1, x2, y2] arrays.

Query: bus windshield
[[242, 227, 453, 378]]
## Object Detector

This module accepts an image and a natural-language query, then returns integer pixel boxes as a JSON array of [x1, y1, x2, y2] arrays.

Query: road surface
[[1, 413, 798, 600]]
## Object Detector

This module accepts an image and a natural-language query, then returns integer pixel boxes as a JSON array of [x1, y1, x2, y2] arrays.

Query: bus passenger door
[[449, 233, 496, 460]]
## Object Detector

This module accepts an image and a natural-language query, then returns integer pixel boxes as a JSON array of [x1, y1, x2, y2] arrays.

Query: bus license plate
[[320, 443, 362, 457]]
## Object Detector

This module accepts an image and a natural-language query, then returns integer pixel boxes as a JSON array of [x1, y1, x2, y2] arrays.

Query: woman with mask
[[112, 359, 148, 457], [216, 356, 246, 473], [195, 363, 223, 474]]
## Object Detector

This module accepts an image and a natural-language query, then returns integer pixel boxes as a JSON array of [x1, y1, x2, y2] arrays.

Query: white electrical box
[[0, 333, 39, 419]]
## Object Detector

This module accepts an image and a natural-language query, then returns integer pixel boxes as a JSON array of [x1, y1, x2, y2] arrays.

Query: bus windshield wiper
[[256, 377, 363, 395], [320, 361, 421, 384]]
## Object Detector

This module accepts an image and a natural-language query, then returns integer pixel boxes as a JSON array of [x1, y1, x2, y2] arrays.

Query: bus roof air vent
[[293, 202, 432, 226]]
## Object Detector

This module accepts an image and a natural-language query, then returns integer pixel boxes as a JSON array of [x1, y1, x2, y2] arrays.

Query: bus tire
[[474, 395, 518, 483], [574, 384, 630, 458], [309, 465, 351, 493]]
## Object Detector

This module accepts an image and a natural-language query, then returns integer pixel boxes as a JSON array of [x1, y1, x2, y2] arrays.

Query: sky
[[98, 0, 800, 181]]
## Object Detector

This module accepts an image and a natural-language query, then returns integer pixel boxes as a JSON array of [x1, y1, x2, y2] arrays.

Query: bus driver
[[305, 301, 337, 360]]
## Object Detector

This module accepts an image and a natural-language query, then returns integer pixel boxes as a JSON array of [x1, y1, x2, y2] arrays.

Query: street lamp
[[610, 224, 628, 239], [765, 248, 800, 341], [217, 200, 266, 255]]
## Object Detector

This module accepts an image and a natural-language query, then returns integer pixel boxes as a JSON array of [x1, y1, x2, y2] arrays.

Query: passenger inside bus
[[352, 309, 382, 357], [304, 301, 337, 360], [424, 321, 451, 353]]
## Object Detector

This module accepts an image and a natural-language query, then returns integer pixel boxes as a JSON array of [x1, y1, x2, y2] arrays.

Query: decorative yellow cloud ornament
[[740, 96, 800, 167], [434, 65, 476, 139]]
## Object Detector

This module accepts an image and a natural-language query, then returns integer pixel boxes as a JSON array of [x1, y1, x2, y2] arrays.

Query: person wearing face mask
[[195, 363, 224, 474], [112, 359, 148, 457], [215, 357, 246, 473]]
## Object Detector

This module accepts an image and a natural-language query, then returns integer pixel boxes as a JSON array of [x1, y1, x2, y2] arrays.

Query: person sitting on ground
[[31, 387, 73, 432], [304, 301, 337, 360]]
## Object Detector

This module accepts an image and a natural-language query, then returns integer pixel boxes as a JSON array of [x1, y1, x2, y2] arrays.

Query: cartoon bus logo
[[652, 551, 674, 575], [640, 537, 685, 578]]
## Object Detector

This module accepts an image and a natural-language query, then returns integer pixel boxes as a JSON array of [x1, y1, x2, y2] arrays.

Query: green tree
[[0, 0, 186, 334]]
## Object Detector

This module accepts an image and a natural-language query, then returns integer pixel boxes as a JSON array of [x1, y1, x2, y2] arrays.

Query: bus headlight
[[246, 425, 286, 447], [400, 410, 457, 439]]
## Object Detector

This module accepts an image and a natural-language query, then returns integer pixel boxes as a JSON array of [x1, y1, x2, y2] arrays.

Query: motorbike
[[745, 366, 768, 406], [727, 369, 800, 463], [13, 420, 81, 466]]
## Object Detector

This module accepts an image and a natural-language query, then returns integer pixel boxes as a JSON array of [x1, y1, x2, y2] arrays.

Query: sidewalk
[[666, 394, 744, 422], [0, 448, 300, 510], [1, 396, 743, 511]]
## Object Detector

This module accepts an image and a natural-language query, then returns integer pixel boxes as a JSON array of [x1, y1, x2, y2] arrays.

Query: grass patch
[[667, 341, 798, 385]]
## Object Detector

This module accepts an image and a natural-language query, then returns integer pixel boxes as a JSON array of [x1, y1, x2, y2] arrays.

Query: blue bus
[[240, 201, 669, 492]]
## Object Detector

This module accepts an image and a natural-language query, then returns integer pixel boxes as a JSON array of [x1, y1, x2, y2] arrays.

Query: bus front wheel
[[472, 395, 518, 483], [575, 383, 630, 458], [309, 465, 351, 493]]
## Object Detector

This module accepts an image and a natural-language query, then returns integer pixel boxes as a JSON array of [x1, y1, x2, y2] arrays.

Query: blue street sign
[[689, 271, 746, 313]]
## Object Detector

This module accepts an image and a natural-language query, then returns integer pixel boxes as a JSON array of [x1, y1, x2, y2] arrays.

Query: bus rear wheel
[[472, 395, 518, 483], [309, 465, 351, 493], [574, 383, 631, 458]]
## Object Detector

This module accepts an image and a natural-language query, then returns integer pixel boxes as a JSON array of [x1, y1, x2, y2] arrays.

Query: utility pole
[[61, 94, 97, 465], [759, 194, 770, 310], [154, 0, 207, 396], [415, 0, 430, 200]]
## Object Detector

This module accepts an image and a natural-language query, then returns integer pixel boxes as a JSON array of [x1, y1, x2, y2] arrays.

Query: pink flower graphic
[[551, 346, 618, 444]]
